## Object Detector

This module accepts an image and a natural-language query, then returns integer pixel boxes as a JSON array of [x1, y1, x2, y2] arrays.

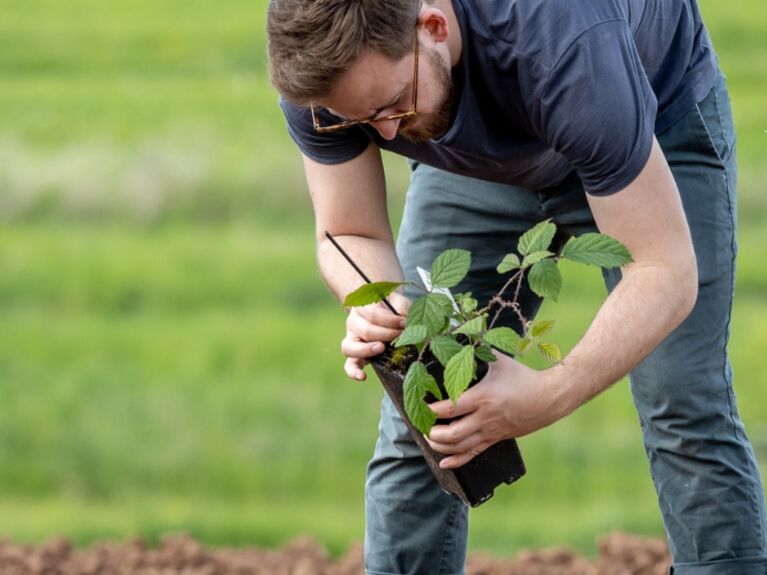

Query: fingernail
[[399, 319, 407, 328], [372, 343, 384, 353]]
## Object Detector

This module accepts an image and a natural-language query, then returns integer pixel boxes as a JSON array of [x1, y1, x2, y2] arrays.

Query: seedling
[[342, 220, 632, 436]]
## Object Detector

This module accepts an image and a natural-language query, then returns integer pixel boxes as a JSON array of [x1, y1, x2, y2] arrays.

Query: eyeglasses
[[310, 32, 419, 133]]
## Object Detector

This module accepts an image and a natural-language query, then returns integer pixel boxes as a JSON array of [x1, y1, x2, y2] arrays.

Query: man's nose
[[371, 118, 401, 140]]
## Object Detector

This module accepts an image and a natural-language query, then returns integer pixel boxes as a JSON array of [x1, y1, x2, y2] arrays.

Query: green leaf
[[444, 345, 476, 404], [522, 250, 554, 268], [429, 336, 464, 367], [431, 292, 455, 313], [459, 294, 478, 315], [431, 249, 471, 288], [403, 362, 439, 435], [528, 259, 562, 302], [517, 335, 534, 355], [421, 372, 443, 401], [453, 315, 485, 336], [343, 281, 404, 307], [531, 319, 555, 338], [474, 344, 498, 363], [497, 253, 521, 274], [518, 220, 556, 256], [483, 327, 521, 355], [537, 342, 562, 363], [560, 233, 633, 268], [394, 325, 428, 347], [407, 293, 453, 337]]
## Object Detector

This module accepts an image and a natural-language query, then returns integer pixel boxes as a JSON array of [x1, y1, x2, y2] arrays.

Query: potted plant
[[336, 220, 632, 506]]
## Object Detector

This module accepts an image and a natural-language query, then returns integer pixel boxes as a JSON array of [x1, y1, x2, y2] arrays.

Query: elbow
[[674, 255, 699, 326]]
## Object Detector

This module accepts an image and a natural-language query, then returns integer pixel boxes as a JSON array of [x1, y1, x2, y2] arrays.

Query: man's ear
[[418, 7, 449, 43]]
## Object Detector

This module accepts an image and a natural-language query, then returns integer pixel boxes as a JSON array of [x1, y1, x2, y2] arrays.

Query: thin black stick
[[324, 231, 400, 316]]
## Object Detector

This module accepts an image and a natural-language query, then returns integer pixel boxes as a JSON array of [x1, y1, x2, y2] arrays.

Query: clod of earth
[[0, 532, 670, 574]]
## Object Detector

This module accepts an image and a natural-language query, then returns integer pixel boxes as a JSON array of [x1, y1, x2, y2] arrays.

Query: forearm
[[546, 138, 699, 417], [301, 145, 401, 303], [317, 234, 404, 303], [546, 261, 698, 418]]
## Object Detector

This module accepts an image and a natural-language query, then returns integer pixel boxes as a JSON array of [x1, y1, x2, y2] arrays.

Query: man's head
[[267, 0, 456, 143], [267, 0, 421, 107]]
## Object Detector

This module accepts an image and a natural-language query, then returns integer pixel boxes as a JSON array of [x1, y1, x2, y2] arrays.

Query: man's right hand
[[342, 292, 411, 381]]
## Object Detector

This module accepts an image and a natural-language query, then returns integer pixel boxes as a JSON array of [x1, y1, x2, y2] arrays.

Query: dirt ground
[[0, 532, 671, 574]]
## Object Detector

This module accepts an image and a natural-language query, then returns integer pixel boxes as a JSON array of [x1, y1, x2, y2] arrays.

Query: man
[[266, 0, 767, 573]]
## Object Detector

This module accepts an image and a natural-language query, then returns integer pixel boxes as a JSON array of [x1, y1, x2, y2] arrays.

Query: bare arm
[[304, 143, 402, 298], [302, 143, 409, 380], [427, 138, 699, 467], [548, 137, 698, 414]]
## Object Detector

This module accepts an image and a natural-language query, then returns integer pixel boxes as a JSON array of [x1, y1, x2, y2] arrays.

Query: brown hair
[[267, 0, 422, 106]]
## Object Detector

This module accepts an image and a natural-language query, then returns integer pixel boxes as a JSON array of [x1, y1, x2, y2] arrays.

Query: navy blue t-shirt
[[280, 0, 717, 196]]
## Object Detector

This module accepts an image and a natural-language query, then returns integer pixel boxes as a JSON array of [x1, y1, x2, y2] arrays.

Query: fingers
[[426, 395, 486, 468], [426, 414, 481, 449], [345, 357, 368, 381], [347, 309, 404, 344], [342, 294, 410, 382], [428, 394, 477, 420], [438, 447, 487, 470], [425, 425, 488, 469], [341, 334, 385, 361]]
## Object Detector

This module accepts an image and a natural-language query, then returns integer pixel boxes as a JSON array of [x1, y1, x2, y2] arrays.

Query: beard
[[397, 47, 454, 145]]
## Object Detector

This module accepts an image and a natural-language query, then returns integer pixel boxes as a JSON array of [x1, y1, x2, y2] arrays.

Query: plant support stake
[[324, 231, 400, 316]]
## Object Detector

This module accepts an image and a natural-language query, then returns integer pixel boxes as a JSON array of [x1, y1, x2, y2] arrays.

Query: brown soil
[[0, 532, 670, 575]]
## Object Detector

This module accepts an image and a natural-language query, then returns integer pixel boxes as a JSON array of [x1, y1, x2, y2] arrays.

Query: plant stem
[[486, 269, 528, 331]]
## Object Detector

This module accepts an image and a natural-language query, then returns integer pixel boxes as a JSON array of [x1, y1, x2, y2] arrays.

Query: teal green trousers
[[364, 74, 767, 575]]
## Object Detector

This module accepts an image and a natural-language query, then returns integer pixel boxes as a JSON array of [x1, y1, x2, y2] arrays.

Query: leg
[[603, 74, 767, 573], [364, 164, 546, 574], [364, 395, 469, 575]]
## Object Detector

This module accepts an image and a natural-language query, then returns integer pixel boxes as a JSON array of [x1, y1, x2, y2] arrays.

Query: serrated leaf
[[343, 281, 404, 307], [483, 327, 521, 355], [407, 293, 453, 337], [518, 220, 556, 256], [403, 362, 439, 435], [522, 250, 554, 268], [560, 233, 633, 268], [421, 372, 444, 401], [453, 315, 485, 336], [497, 253, 521, 274], [444, 345, 476, 404], [517, 335, 534, 355], [531, 319, 555, 338], [394, 325, 428, 347], [528, 259, 562, 302], [430, 292, 455, 313], [474, 344, 498, 363], [430, 336, 464, 367], [430, 249, 471, 288], [537, 342, 562, 363]]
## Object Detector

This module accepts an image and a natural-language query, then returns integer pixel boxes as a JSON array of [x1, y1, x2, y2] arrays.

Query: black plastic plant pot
[[371, 351, 526, 507]]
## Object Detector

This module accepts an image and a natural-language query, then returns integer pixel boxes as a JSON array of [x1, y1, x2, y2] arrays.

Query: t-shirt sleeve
[[534, 20, 657, 196], [279, 98, 372, 165]]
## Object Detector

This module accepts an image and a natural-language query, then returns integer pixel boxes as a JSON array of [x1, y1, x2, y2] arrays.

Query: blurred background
[[0, 0, 764, 559]]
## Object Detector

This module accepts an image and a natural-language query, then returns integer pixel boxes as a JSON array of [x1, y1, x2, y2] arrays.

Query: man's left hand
[[425, 353, 566, 469]]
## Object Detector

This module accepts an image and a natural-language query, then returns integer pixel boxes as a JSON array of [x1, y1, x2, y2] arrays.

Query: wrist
[[541, 361, 584, 422]]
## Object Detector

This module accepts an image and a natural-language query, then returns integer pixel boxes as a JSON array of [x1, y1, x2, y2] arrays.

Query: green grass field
[[0, 0, 765, 559]]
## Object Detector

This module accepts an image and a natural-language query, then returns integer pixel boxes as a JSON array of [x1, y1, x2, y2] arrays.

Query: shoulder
[[463, 0, 630, 71]]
